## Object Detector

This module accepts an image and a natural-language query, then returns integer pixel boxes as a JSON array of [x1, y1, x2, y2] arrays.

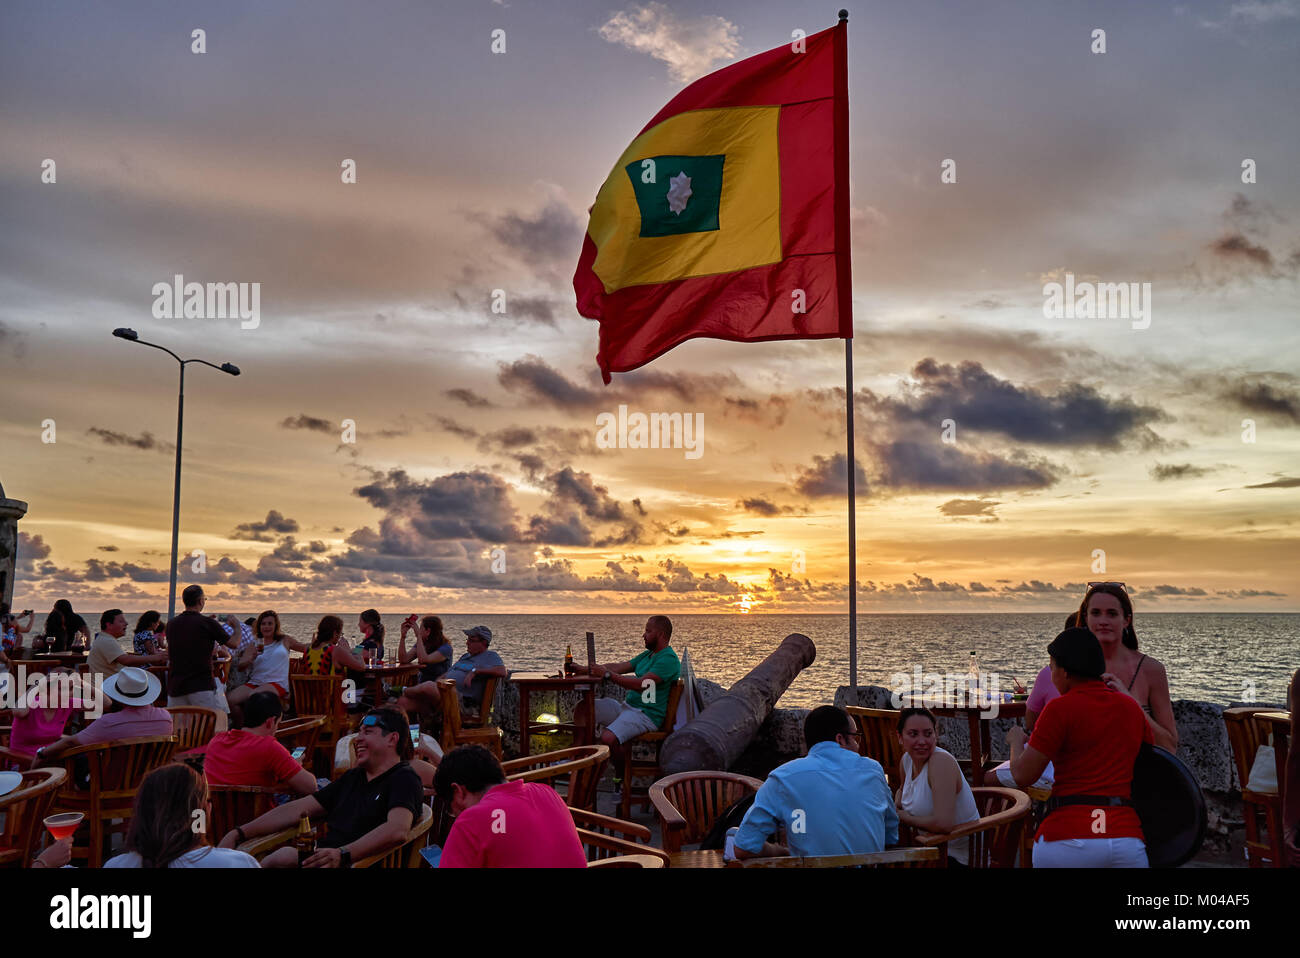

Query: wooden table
[[668, 848, 730, 868], [903, 697, 1027, 787], [360, 663, 419, 703], [1256, 710, 1292, 802], [512, 672, 600, 757]]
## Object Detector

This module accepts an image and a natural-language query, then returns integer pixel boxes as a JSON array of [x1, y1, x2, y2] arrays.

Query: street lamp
[[112, 328, 240, 618]]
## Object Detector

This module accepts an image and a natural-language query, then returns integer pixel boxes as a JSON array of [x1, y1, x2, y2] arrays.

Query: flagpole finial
[[838, 9, 848, 20]]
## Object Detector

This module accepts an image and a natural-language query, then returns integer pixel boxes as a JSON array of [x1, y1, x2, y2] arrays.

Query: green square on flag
[[624, 154, 725, 238]]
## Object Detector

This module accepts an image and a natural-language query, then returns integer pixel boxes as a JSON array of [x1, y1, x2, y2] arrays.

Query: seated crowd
[[5, 591, 1297, 870]]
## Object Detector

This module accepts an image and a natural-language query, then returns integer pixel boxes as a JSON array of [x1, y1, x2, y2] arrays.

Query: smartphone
[[291, 746, 307, 761], [420, 845, 443, 868], [409, 726, 420, 746]]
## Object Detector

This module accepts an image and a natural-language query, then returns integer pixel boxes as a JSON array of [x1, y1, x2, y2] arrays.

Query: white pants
[[1033, 836, 1148, 868]]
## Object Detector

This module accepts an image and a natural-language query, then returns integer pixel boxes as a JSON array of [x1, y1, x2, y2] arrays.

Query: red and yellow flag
[[575, 21, 852, 383]]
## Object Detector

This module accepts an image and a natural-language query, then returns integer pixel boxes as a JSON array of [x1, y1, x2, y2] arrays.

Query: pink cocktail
[[44, 812, 83, 841]]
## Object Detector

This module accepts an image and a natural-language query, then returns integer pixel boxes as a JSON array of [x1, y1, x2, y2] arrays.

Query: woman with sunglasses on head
[[1073, 583, 1177, 752]]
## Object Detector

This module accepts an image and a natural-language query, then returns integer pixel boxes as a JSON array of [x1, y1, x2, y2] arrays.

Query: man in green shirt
[[574, 616, 680, 769]]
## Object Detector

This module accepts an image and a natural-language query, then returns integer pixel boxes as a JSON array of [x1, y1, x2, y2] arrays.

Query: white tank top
[[248, 639, 290, 688], [901, 748, 981, 863]]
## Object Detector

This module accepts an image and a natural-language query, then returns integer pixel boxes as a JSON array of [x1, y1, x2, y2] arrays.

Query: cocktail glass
[[44, 811, 84, 841]]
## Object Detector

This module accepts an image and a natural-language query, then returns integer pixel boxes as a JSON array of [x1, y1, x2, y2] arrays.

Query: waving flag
[[575, 20, 852, 383]]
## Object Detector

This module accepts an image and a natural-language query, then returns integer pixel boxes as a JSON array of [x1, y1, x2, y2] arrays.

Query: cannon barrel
[[661, 632, 815, 773]]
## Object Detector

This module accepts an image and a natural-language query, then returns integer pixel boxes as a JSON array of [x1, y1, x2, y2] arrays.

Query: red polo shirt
[[1028, 680, 1154, 842]]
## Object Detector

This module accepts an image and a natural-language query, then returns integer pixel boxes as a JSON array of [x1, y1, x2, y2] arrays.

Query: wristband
[[339, 848, 352, 868]]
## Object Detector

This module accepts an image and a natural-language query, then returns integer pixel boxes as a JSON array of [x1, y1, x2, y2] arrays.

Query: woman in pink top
[[4, 679, 74, 767]]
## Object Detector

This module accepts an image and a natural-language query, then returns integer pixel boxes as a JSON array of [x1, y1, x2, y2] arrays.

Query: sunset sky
[[2, 0, 1297, 614]]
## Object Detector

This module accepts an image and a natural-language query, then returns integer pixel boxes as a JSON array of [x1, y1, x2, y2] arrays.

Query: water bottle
[[968, 651, 979, 705]]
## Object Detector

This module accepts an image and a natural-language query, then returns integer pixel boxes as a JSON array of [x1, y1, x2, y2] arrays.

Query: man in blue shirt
[[734, 705, 899, 859]]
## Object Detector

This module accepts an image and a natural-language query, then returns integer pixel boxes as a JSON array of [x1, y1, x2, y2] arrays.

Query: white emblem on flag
[[666, 172, 693, 214]]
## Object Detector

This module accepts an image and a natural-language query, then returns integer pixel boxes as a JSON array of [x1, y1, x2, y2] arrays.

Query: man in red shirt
[[434, 745, 588, 868], [1007, 627, 1153, 867], [203, 690, 317, 795]]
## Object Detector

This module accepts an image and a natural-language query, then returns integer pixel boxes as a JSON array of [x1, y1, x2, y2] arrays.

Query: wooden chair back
[[273, 715, 325, 764], [0, 767, 68, 867], [658, 679, 685, 735], [502, 745, 610, 810], [649, 769, 764, 853], [739, 847, 940, 868], [355, 803, 434, 868], [289, 674, 346, 721], [910, 786, 1031, 867], [436, 679, 502, 758], [168, 707, 219, 752], [147, 665, 169, 706], [206, 784, 279, 843], [7, 659, 57, 676], [50, 735, 178, 867], [587, 853, 665, 868], [212, 657, 231, 685], [463, 675, 498, 726], [845, 706, 905, 791], [1224, 707, 1273, 791]]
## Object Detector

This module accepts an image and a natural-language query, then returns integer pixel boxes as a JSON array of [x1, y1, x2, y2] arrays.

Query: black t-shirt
[[314, 761, 423, 849], [166, 611, 229, 697]]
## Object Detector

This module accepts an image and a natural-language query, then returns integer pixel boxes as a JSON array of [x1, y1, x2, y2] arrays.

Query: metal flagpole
[[835, 10, 857, 689]]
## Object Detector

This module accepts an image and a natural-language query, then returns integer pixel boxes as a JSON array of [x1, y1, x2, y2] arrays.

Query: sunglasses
[[360, 713, 402, 734], [1086, 581, 1127, 592]]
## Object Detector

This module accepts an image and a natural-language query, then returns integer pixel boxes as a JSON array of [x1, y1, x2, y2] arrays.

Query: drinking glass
[[44, 811, 84, 841]]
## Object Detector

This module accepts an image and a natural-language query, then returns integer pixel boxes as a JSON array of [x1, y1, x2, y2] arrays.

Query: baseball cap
[[463, 626, 492, 643]]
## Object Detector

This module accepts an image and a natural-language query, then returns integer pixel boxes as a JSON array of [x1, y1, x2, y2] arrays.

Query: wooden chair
[[588, 853, 666, 868], [147, 665, 170, 706], [569, 807, 670, 864], [7, 659, 57, 677], [213, 657, 231, 686], [620, 679, 685, 820], [273, 715, 325, 767], [462, 676, 498, 728], [1224, 706, 1284, 867], [207, 784, 279, 844], [739, 847, 940, 868], [48, 735, 178, 867], [502, 745, 609, 810], [0, 767, 68, 867], [649, 769, 764, 853], [168, 707, 219, 752], [436, 678, 502, 758], [289, 674, 349, 776], [909, 786, 1031, 867], [845, 706, 905, 792], [238, 803, 434, 868]]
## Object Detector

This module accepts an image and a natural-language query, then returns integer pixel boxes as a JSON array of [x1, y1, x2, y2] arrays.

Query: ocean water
[[41, 612, 1297, 708]]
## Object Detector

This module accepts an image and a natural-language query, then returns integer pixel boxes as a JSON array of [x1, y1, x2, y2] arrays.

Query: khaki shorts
[[169, 687, 228, 714], [593, 697, 658, 744]]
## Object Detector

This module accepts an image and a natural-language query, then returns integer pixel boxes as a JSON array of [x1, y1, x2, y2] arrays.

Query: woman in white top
[[227, 610, 297, 728], [895, 707, 981, 865], [105, 763, 259, 868]]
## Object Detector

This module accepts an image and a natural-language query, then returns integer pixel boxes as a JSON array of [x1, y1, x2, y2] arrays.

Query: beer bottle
[[294, 814, 316, 865], [564, 643, 574, 675]]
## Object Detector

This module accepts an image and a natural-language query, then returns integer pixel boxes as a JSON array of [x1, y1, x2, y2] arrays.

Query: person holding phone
[[395, 616, 455, 718], [202, 690, 318, 796]]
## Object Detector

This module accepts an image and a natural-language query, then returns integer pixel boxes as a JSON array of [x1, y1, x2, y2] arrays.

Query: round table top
[[1256, 710, 1292, 724]]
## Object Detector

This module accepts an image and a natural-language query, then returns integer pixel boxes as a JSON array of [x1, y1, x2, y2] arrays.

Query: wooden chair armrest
[[350, 836, 407, 869], [576, 828, 670, 864], [0, 744, 37, 770], [569, 806, 652, 842], [238, 825, 299, 860]]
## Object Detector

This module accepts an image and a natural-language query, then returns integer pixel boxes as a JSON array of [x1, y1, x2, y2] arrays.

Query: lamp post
[[112, 328, 240, 618]]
